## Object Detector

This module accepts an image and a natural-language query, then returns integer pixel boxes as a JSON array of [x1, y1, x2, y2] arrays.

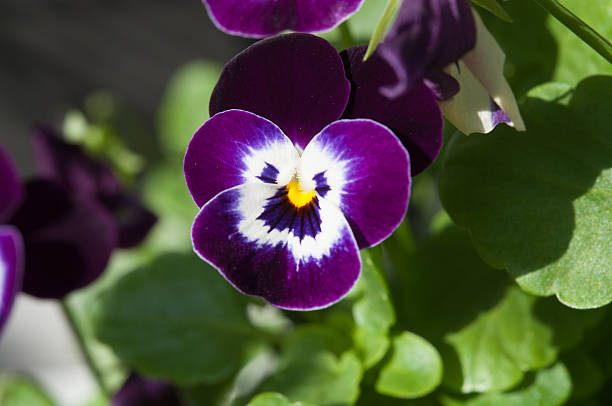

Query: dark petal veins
[[185, 110, 298, 208], [257, 187, 322, 240], [342, 46, 443, 175], [377, 0, 476, 98], [192, 185, 361, 310], [0, 148, 23, 223], [0, 226, 23, 336], [257, 162, 280, 184], [9, 180, 117, 299], [113, 374, 182, 406], [210, 34, 350, 149], [203, 0, 364, 38]]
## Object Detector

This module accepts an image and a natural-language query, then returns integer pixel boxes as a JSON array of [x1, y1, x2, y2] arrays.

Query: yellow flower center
[[287, 179, 316, 208]]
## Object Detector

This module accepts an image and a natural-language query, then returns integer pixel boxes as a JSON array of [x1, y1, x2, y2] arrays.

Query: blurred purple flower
[[185, 34, 442, 310], [202, 0, 364, 38], [377, 0, 476, 100], [113, 374, 182, 406], [0, 148, 24, 336]]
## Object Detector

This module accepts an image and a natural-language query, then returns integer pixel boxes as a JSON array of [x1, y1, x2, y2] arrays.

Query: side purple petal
[[9, 180, 117, 299], [0, 148, 24, 223], [185, 110, 298, 208], [301, 120, 411, 249], [0, 226, 23, 336], [341, 46, 443, 175], [113, 374, 182, 406], [192, 185, 361, 310], [203, 0, 364, 38], [377, 0, 476, 99], [210, 34, 350, 149]]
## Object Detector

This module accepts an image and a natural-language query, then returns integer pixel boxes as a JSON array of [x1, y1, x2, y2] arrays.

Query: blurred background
[[0, 1, 249, 404]]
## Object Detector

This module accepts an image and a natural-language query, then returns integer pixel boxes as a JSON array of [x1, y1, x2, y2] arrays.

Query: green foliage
[[375, 332, 443, 399], [439, 77, 612, 309], [0, 375, 55, 406], [157, 61, 221, 158], [260, 327, 363, 405], [352, 249, 396, 368], [92, 253, 260, 385], [247, 392, 317, 406], [363, 0, 401, 60], [439, 363, 572, 406], [470, 0, 513, 23]]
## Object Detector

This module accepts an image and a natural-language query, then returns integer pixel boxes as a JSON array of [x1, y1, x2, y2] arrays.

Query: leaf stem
[[532, 0, 612, 63], [60, 299, 110, 398], [338, 21, 356, 49]]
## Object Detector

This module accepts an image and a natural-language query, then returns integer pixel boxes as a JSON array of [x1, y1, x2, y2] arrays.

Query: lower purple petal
[[9, 180, 117, 299], [301, 120, 411, 249], [0, 148, 23, 223], [203, 0, 364, 37], [99, 194, 157, 249], [0, 226, 23, 336], [192, 184, 361, 310], [341, 46, 443, 175]]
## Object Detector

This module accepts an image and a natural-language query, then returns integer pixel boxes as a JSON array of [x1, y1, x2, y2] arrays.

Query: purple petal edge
[[0, 226, 23, 336], [203, 0, 364, 38], [192, 185, 361, 311], [113, 374, 182, 406], [0, 148, 23, 223]]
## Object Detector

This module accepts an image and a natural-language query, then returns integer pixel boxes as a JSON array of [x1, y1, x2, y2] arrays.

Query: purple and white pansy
[[202, 0, 364, 38], [185, 33, 443, 310], [0, 148, 24, 336]]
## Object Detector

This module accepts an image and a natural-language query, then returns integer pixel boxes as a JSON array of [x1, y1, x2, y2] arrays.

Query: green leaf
[[247, 392, 317, 406], [563, 351, 605, 401], [439, 77, 612, 309], [0, 375, 55, 406], [375, 332, 443, 399], [445, 287, 557, 393], [320, 0, 389, 47], [470, 0, 513, 23], [363, 0, 400, 60], [548, 0, 612, 86], [439, 363, 572, 406], [261, 327, 363, 405], [352, 249, 396, 368], [157, 61, 221, 158], [92, 252, 260, 385]]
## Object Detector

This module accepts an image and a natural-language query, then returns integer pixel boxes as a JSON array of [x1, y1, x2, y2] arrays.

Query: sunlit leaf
[[247, 392, 317, 406], [364, 0, 400, 60], [470, 0, 513, 22], [0, 375, 55, 406]]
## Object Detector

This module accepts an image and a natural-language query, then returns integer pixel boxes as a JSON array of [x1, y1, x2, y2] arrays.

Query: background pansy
[[186, 110, 410, 310], [202, 0, 365, 38]]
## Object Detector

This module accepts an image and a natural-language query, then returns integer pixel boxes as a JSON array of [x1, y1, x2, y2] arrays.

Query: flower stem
[[60, 299, 110, 398], [532, 0, 612, 63], [338, 21, 356, 49]]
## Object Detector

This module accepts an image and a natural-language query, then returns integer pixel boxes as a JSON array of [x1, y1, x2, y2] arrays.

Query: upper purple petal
[[210, 34, 350, 149], [0, 226, 23, 336], [0, 148, 24, 223], [113, 374, 182, 406], [300, 119, 411, 249], [192, 184, 361, 310], [377, 0, 476, 98], [9, 180, 117, 299], [33, 127, 156, 248], [203, 0, 364, 38], [185, 109, 299, 208], [341, 46, 443, 175]]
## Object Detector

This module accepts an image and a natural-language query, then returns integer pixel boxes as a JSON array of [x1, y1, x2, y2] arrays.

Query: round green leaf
[[92, 253, 258, 385], [440, 363, 572, 406], [157, 61, 221, 157], [439, 77, 612, 309], [375, 332, 443, 399], [0, 375, 55, 406]]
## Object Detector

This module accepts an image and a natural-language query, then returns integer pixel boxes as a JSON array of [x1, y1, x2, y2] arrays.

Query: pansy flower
[[113, 374, 182, 406], [202, 0, 364, 38], [0, 148, 24, 336], [185, 34, 443, 310]]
